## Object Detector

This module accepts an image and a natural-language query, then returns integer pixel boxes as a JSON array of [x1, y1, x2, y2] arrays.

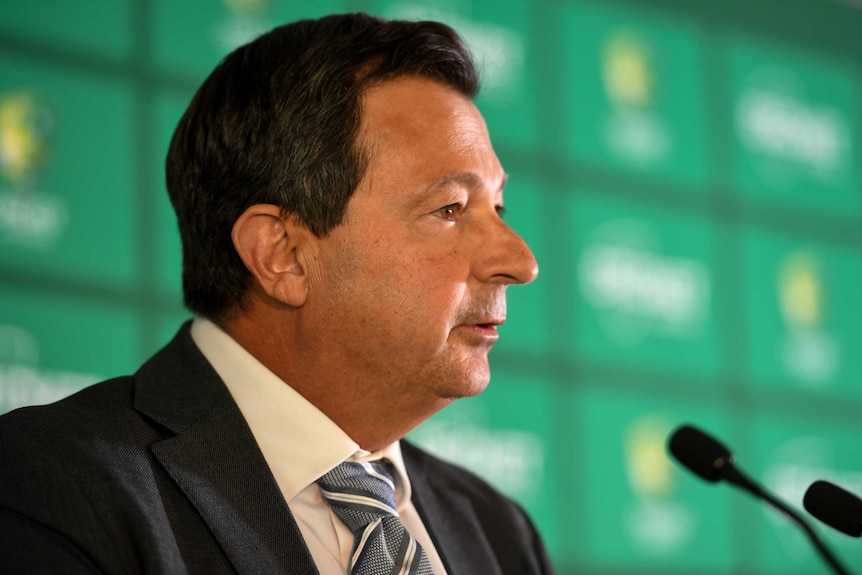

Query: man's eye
[[435, 204, 460, 220]]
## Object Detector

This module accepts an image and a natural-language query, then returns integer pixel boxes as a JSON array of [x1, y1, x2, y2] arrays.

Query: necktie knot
[[317, 460, 434, 575], [317, 460, 399, 534]]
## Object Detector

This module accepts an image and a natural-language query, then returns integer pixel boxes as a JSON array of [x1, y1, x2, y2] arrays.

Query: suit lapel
[[404, 443, 503, 575], [135, 324, 319, 575]]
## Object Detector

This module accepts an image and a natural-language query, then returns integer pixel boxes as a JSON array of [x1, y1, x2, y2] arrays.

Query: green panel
[[368, 0, 537, 150], [559, 2, 708, 186], [151, 0, 343, 80], [729, 37, 860, 216], [0, 286, 142, 414], [566, 386, 733, 572], [154, 92, 193, 298], [749, 414, 862, 574], [741, 227, 862, 398], [493, 173, 548, 354], [0, 56, 136, 287], [409, 372, 560, 555], [570, 192, 720, 377], [0, 0, 133, 60]]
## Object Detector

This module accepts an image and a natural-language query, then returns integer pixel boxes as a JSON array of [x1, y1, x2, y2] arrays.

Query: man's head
[[167, 12, 538, 448], [166, 12, 479, 321]]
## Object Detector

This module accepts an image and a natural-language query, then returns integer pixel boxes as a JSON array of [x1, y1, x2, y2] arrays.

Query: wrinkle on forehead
[[445, 108, 492, 155]]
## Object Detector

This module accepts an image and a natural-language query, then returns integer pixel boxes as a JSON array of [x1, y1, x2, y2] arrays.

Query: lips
[[458, 312, 505, 329], [457, 317, 504, 342], [455, 299, 506, 339], [472, 318, 504, 329]]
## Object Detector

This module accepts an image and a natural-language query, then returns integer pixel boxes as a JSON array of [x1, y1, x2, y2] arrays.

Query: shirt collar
[[190, 317, 412, 505]]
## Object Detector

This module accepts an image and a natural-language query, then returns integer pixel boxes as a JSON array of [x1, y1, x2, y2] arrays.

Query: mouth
[[461, 318, 505, 340], [475, 318, 504, 328]]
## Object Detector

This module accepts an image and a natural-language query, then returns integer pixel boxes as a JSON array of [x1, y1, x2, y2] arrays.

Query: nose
[[474, 216, 539, 285]]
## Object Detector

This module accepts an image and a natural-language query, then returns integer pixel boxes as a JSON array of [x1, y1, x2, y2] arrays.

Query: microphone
[[804, 480, 862, 538], [667, 424, 854, 575]]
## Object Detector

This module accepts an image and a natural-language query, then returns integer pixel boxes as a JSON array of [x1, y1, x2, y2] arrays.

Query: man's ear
[[231, 204, 314, 307]]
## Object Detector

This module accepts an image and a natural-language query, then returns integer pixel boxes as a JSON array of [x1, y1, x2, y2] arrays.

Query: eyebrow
[[423, 171, 509, 196]]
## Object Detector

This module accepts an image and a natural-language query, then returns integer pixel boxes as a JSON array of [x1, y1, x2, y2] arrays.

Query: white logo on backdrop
[[579, 218, 710, 347], [0, 324, 100, 411], [412, 402, 545, 501], [735, 66, 850, 189]]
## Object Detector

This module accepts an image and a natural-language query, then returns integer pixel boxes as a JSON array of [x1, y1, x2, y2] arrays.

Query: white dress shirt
[[190, 318, 448, 575]]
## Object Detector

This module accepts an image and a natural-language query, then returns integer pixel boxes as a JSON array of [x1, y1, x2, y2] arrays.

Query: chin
[[443, 361, 491, 399]]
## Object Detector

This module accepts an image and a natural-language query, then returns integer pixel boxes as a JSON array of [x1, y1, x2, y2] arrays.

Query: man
[[0, 12, 552, 575]]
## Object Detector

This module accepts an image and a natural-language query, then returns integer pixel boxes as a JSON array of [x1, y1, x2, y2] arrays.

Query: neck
[[221, 307, 450, 453]]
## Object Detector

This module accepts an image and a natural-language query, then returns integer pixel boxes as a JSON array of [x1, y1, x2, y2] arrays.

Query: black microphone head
[[667, 424, 735, 483], [804, 480, 862, 538]]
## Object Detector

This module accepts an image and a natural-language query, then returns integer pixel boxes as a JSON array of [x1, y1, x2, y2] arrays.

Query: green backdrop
[[2, 0, 862, 573]]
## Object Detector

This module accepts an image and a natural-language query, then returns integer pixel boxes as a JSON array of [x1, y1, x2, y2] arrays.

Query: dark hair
[[165, 12, 479, 321]]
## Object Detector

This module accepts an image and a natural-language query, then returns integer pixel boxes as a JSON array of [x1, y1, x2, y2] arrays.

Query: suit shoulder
[[0, 377, 144, 574], [0, 375, 137, 437], [0, 376, 151, 488]]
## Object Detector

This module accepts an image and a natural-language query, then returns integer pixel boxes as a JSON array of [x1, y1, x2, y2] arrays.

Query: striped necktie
[[317, 460, 434, 575]]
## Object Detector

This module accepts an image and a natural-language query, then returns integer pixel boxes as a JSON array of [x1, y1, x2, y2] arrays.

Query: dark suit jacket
[[0, 324, 554, 574]]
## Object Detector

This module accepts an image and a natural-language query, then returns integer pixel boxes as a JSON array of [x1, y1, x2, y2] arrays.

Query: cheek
[[342, 228, 469, 325], [369, 260, 466, 338]]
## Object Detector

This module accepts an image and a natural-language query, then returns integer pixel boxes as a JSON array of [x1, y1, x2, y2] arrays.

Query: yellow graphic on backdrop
[[0, 89, 67, 247], [776, 249, 838, 385], [223, 0, 267, 17], [624, 416, 694, 553], [603, 32, 653, 110], [625, 417, 674, 500], [778, 251, 823, 331], [599, 30, 670, 164], [0, 91, 52, 188]]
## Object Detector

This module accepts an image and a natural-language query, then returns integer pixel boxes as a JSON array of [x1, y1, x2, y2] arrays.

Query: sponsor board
[[742, 228, 862, 397], [729, 39, 859, 215], [571, 194, 718, 377], [0, 90, 68, 250], [571, 386, 733, 571], [561, 3, 707, 185]]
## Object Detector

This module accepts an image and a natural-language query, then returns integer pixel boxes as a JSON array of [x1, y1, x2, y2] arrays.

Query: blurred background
[[2, 0, 862, 573]]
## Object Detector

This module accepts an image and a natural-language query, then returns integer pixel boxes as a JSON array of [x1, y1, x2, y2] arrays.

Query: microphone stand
[[668, 425, 854, 575], [722, 464, 852, 575]]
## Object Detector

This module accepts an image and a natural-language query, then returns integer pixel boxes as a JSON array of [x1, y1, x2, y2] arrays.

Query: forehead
[[355, 76, 503, 199], [360, 76, 484, 135]]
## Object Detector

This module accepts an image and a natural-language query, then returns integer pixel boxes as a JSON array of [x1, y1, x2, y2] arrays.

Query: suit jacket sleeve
[[0, 414, 118, 574], [0, 507, 106, 574]]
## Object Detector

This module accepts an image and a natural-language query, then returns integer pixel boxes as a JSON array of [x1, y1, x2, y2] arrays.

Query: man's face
[[307, 76, 537, 405]]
